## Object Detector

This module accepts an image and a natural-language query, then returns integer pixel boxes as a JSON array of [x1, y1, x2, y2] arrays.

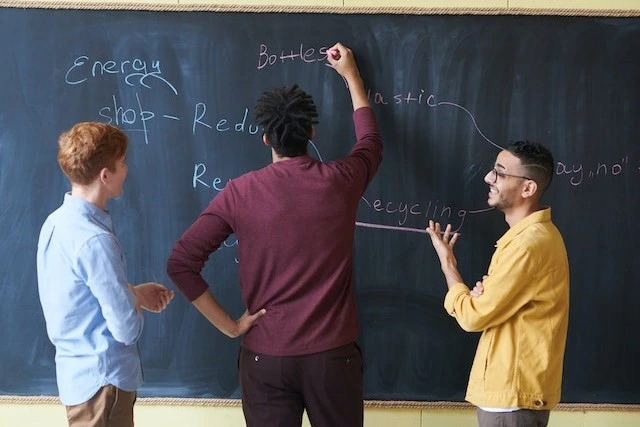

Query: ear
[[98, 167, 110, 185], [521, 179, 538, 200], [262, 133, 269, 146]]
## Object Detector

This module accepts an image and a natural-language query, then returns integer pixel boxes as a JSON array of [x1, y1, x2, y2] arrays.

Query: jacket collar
[[495, 207, 552, 248]]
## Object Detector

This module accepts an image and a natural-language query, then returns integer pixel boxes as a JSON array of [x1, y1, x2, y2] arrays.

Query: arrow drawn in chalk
[[427, 95, 503, 150]]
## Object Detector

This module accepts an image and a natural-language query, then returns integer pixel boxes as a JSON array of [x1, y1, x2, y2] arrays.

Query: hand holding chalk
[[326, 43, 368, 110]]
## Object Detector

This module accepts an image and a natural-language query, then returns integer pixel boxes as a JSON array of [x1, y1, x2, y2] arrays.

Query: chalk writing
[[427, 96, 502, 150], [223, 237, 239, 264], [192, 163, 231, 190], [193, 105, 260, 135], [58, 41, 639, 253], [360, 197, 473, 232], [98, 93, 261, 144], [555, 156, 631, 186], [366, 88, 435, 106], [65, 55, 178, 95], [365, 88, 502, 150], [555, 162, 584, 186], [98, 93, 153, 144], [257, 43, 331, 69]]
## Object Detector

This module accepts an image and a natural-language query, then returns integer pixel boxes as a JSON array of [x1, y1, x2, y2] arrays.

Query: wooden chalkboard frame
[[1, 395, 640, 412], [1, 1, 639, 411], [0, 0, 638, 17]]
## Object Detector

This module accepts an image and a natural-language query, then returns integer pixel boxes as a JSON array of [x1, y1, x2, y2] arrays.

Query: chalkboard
[[1, 6, 639, 404]]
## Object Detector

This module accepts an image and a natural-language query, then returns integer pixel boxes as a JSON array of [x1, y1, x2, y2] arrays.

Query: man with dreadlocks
[[167, 42, 382, 426]]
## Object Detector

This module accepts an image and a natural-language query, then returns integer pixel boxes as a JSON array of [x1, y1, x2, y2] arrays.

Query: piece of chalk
[[328, 49, 340, 58]]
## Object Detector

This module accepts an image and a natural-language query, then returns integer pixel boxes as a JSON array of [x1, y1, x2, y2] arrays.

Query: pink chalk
[[328, 49, 340, 59]]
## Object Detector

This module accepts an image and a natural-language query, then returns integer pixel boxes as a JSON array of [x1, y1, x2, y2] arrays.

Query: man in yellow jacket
[[426, 140, 569, 427]]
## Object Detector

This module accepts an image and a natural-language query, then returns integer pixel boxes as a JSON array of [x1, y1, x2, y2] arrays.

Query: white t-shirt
[[479, 407, 521, 413]]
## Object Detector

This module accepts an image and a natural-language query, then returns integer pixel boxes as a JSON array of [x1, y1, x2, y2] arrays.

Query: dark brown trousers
[[239, 342, 363, 427]]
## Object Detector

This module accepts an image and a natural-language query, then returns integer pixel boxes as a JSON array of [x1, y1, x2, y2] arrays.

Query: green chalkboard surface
[[0, 7, 639, 403]]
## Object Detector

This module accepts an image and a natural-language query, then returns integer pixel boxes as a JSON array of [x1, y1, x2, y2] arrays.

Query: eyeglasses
[[488, 168, 533, 184]]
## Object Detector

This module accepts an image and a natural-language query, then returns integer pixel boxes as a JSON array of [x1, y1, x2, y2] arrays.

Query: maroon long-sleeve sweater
[[167, 107, 382, 356]]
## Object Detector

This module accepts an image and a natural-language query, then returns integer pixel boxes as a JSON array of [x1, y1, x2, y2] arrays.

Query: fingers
[[158, 290, 175, 311], [425, 219, 441, 239], [470, 280, 485, 298], [235, 308, 267, 336], [449, 232, 460, 246], [442, 223, 452, 240], [327, 42, 348, 60], [426, 221, 459, 246], [248, 308, 266, 322], [443, 224, 460, 246], [152, 288, 172, 310], [327, 42, 359, 78], [141, 304, 161, 313], [327, 44, 342, 60], [139, 286, 175, 313]]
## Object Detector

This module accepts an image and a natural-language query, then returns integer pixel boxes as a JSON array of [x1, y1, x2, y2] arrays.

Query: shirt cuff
[[443, 282, 470, 316]]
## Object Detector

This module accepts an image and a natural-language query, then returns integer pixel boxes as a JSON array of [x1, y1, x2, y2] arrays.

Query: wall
[[0, 0, 638, 426]]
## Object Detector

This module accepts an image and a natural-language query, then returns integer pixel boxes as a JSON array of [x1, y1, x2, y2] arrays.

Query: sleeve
[[166, 188, 235, 301], [77, 233, 143, 346], [443, 244, 538, 332], [335, 106, 383, 193]]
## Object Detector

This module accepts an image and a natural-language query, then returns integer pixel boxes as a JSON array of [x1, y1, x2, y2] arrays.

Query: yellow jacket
[[444, 208, 569, 410]]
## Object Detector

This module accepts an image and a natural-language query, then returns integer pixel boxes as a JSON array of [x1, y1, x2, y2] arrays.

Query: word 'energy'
[[65, 55, 178, 95]]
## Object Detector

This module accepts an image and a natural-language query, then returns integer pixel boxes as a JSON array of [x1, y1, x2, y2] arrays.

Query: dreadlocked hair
[[254, 84, 319, 157]]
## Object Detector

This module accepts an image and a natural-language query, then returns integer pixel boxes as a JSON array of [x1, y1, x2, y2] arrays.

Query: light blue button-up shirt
[[37, 193, 144, 406]]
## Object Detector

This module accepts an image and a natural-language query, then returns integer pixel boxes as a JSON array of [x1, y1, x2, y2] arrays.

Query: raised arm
[[327, 42, 370, 111]]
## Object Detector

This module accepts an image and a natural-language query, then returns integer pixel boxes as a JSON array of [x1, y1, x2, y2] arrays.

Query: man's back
[[37, 194, 143, 406], [168, 46, 379, 426], [169, 107, 382, 356]]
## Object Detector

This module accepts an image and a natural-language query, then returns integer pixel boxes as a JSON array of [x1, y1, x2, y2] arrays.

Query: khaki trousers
[[66, 384, 136, 427]]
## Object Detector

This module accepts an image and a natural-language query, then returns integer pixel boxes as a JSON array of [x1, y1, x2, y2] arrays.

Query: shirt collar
[[495, 207, 552, 248], [272, 154, 314, 165], [63, 192, 113, 231]]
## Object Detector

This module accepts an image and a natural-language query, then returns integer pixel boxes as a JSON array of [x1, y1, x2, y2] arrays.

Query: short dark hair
[[254, 84, 318, 157], [505, 140, 554, 195]]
